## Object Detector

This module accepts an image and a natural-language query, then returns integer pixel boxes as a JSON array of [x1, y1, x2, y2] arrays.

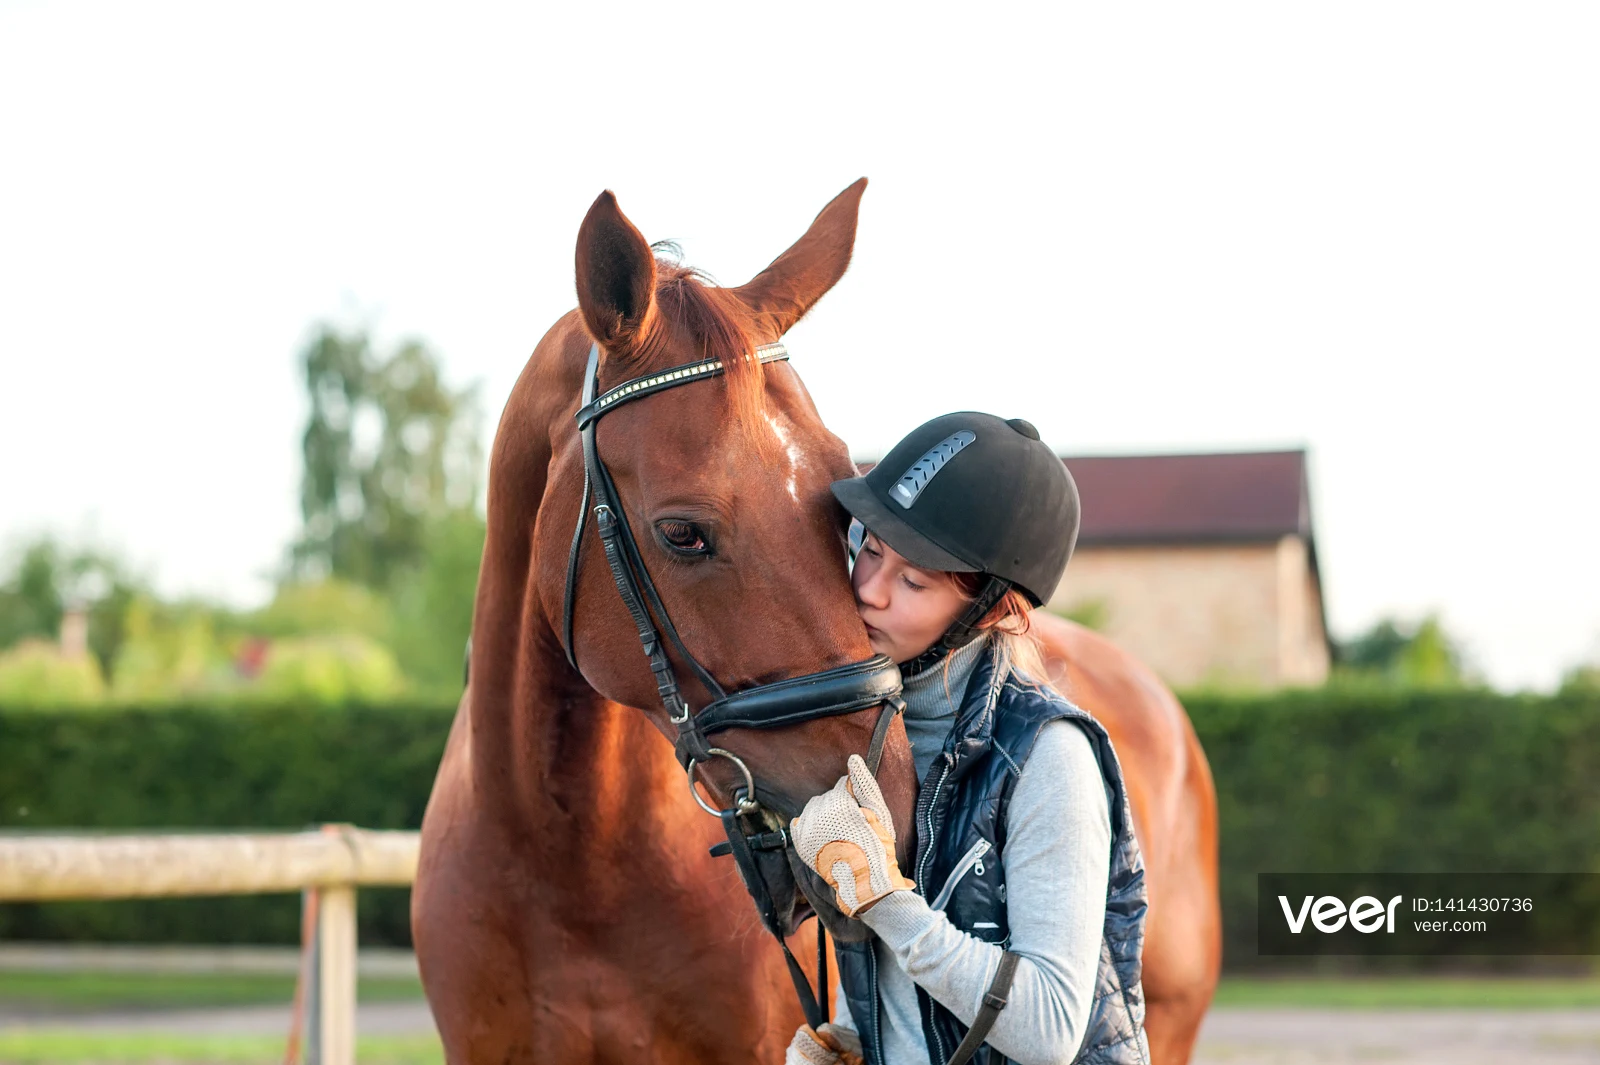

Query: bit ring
[[687, 748, 760, 816]]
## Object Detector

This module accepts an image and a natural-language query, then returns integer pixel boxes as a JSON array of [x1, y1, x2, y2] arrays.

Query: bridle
[[560, 340, 906, 1030]]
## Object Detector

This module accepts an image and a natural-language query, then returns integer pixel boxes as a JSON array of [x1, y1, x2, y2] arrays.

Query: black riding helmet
[[832, 411, 1080, 674]]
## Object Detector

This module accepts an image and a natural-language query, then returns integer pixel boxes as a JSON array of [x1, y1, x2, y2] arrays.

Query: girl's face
[[851, 527, 970, 665]]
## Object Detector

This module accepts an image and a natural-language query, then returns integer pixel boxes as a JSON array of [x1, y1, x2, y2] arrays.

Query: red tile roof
[[1061, 450, 1311, 546], [856, 449, 1314, 546]]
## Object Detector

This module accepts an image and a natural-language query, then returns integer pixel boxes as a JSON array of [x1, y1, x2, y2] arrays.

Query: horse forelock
[[622, 258, 770, 437]]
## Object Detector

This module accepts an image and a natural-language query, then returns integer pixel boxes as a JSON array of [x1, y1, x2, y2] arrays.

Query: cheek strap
[[864, 693, 906, 776]]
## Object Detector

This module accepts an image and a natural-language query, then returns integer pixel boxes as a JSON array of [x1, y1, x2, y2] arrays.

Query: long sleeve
[[832, 975, 856, 1030], [859, 719, 1112, 1065]]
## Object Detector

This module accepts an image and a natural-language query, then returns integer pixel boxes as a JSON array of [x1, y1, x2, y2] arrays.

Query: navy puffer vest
[[835, 644, 1151, 1065]]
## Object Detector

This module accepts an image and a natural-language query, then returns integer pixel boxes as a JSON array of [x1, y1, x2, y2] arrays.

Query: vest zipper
[[915, 760, 951, 891], [913, 757, 953, 1065], [929, 838, 991, 912], [928, 990, 950, 1064], [868, 942, 885, 1065]]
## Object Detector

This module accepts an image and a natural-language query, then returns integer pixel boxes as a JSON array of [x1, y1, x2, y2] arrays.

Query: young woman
[[786, 412, 1151, 1065]]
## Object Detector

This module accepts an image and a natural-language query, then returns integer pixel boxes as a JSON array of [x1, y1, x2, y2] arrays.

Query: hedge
[[0, 702, 455, 947], [1183, 686, 1600, 969], [3, 689, 1599, 967]]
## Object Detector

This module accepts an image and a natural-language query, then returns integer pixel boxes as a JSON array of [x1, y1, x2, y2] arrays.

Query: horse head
[[535, 179, 916, 941]]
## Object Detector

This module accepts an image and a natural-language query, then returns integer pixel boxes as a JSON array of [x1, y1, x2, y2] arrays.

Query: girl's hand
[[790, 754, 914, 917], [785, 1024, 865, 1065]]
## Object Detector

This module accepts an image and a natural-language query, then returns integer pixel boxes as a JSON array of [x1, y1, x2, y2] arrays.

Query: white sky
[[2, 2, 1596, 691]]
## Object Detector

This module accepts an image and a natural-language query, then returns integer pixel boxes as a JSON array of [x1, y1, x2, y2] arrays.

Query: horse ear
[[575, 190, 658, 355], [735, 177, 867, 337]]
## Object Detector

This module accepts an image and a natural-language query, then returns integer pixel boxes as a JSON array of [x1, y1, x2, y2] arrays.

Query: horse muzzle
[[787, 844, 876, 944]]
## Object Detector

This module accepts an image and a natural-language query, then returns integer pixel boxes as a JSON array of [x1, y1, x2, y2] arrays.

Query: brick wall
[[1047, 538, 1329, 689]]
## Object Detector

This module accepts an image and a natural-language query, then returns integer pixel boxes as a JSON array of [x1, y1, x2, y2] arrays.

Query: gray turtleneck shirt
[[832, 635, 1114, 1065]]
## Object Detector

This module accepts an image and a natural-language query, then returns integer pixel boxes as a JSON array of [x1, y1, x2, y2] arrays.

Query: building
[[1051, 450, 1330, 689]]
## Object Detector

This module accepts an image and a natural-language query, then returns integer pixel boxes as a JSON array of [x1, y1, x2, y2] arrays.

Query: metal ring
[[687, 747, 760, 817]]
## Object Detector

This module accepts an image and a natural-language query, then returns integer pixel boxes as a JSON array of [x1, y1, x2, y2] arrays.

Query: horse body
[[1035, 613, 1222, 1065], [415, 183, 1220, 1065]]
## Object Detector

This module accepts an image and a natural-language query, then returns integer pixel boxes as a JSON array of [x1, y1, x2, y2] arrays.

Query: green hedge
[[3, 689, 1599, 965], [1183, 686, 1600, 969], [0, 703, 455, 947]]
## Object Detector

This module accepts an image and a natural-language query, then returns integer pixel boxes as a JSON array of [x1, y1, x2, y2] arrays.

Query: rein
[[559, 340, 906, 1030]]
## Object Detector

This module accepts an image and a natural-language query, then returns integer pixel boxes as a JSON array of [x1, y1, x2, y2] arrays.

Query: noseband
[[559, 341, 905, 1028]]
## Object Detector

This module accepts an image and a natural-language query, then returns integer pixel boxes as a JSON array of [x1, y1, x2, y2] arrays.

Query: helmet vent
[[889, 430, 976, 508]]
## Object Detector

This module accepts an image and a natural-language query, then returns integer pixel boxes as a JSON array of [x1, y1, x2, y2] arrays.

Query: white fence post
[[317, 883, 357, 1065]]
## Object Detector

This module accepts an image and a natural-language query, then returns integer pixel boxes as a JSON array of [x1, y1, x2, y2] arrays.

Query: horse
[[413, 179, 1220, 1064], [1031, 612, 1221, 1064]]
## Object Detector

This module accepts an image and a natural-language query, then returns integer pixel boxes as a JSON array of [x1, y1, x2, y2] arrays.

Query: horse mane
[[627, 243, 768, 430]]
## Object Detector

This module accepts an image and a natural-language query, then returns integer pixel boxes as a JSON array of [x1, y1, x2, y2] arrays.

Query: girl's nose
[[854, 565, 890, 610]]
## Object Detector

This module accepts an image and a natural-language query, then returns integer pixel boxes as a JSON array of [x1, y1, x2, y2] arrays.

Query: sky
[[1, 2, 1596, 691]]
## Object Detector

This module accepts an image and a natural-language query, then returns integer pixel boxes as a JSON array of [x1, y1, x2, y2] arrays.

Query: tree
[[0, 640, 105, 707], [108, 596, 233, 701], [1333, 613, 1471, 687], [1558, 637, 1600, 695], [388, 507, 487, 693], [0, 540, 63, 651], [0, 537, 142, 679], [1337, 619, 1410, 672], [1560, 665, 1600, 695], [291, 326, 482, 591]]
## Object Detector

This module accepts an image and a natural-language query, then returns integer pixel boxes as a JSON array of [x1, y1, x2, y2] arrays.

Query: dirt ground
[[0, 1000, 434, 1035], [1194, 1007, 1600, 1065], [5, 1003, 1600, 1062]]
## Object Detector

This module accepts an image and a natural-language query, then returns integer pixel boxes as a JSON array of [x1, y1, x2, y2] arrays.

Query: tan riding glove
[[790, 753, 915, 918], [785, 1023, 866, 1065]]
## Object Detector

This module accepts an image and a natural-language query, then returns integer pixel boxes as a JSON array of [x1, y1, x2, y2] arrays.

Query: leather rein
[[559, 340, 906, 1031]]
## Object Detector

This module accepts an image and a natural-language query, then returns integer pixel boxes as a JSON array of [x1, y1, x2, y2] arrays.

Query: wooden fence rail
[[0, 826, 421, 1065]]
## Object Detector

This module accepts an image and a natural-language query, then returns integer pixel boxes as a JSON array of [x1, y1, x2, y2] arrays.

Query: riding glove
[[790, 753, 915, 918], [785, 1023, 865, 1065]]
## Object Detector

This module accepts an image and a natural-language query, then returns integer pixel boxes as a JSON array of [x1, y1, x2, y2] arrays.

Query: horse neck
[[465, 337, 678, 833]]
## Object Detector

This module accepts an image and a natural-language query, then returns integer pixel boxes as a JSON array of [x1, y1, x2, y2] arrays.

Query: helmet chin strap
[[900, 575, 1011, 678]]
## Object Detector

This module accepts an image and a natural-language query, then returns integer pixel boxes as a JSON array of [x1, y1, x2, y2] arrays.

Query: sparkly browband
[[574, 343, 790, 429]]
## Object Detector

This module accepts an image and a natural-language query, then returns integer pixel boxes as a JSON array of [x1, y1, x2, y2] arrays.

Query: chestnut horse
[[413, 180, 1220, 1064]]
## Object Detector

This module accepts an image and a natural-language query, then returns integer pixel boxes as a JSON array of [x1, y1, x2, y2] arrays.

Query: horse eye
[[657, 520, 710, 556]]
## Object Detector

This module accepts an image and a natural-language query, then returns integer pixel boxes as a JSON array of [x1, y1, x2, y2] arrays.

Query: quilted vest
[[835, 644, 1151, 1065]]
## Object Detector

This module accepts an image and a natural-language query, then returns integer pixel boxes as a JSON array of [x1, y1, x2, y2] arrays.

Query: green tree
[[1333, 613, 1471, 687], [1559, 657, 1600, 695], [0, 639, 106, 707], [253, 633, 405, 704], [0, 537, 142, 678], [108, 597, 235, 702], [389, 507, 486, 693], [1338, 618, 1409, 671], [251, 579, 392, 643], [0, 540, 63, 650], [292, 326, 482, 591]]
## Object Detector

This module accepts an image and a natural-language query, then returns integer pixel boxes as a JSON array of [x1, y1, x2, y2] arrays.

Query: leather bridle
[[560, 340, 906, 1030]]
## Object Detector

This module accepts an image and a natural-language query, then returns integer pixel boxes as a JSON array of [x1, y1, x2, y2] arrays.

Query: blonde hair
[[946, 574, 1057, 691]]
